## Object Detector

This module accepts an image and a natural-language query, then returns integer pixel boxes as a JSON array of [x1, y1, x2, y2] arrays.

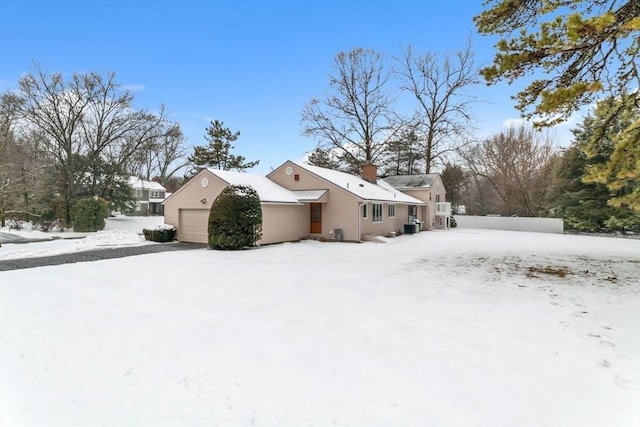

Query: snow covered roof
[[207, 168, 300, 204], [128, 177, 166, 191], [382, 174, 439, 189], [292, 162, 425, 205]]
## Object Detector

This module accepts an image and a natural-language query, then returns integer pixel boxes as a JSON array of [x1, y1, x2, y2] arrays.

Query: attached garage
[[178, 209, 209, 243], [164, 168, 308, 245]]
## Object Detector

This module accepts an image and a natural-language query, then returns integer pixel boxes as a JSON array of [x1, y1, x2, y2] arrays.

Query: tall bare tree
[[462, 125, 557, 216], [302, 48, 397, 172], [396, 41, 480, 173]]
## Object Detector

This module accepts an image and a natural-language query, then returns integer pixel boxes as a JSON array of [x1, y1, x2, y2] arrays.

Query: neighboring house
[[128, 177, 167, 216], [382, 174, 449, 230], [163, 161, 427, 245]]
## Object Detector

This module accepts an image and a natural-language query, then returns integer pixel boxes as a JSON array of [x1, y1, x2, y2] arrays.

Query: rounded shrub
[[70, 197, 110, 232], [208, 185, 262, 250]]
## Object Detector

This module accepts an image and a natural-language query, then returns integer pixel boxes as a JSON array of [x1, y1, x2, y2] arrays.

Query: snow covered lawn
[[1, 229, 639, 426]]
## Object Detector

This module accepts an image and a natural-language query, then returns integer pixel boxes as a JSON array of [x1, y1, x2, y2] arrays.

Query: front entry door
[[310, 203, 322, 234]]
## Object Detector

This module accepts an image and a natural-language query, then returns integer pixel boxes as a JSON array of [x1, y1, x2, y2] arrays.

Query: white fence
[[454, 215, 564, 234]]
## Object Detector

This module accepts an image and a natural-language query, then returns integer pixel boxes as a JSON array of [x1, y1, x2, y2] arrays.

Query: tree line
[[1, 0, 637, 233], [0, 66, 189, 227]]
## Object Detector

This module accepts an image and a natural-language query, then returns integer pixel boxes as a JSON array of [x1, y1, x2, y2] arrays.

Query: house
[[267, 161, 427, 241], [163, 161, 427, 245], [382, 174, 449, 229], [128, 177, 167, 216]]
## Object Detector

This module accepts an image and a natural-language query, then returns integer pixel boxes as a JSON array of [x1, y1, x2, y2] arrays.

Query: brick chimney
[[361, 164, 377, 184]]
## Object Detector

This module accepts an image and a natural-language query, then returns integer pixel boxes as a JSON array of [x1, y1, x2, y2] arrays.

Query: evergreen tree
[[440, 163, 467, 213], [549, 98, 640, 232], [188, 120, 259, 174], [381, 129, 424, 176], [307, 147, 342, 171]]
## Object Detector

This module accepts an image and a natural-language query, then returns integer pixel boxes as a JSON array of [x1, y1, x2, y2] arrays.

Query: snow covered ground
[[1, 224, 639, 426], [0, 216, 164, 260]]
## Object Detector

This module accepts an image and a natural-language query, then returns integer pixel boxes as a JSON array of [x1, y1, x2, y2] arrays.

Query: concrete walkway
[[0, 242, 204, 271]]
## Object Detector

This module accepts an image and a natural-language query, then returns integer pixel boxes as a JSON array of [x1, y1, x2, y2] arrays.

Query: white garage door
[[178, 209, 209, 243]]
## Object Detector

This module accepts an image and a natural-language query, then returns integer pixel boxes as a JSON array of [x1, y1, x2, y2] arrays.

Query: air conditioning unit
[[334, 228, 344, 242], [435, 202, 451, 216]]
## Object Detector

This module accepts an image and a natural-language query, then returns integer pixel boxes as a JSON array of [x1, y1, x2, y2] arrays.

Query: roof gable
[[291, 162, 424, 205], [206, 168, 299, 204]]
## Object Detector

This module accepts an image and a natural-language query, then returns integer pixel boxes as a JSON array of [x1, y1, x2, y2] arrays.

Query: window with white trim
[[362, 203, 368, 219], [388, 204, 396, 218], [372, 203, 383, 223], [150, 190, 160, 198]]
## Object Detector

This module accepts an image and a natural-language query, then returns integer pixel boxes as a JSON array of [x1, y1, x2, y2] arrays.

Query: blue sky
[[0, 0, 576, 173]]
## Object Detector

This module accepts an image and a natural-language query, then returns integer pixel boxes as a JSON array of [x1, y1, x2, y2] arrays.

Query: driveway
[[0, 242, 204, 271]]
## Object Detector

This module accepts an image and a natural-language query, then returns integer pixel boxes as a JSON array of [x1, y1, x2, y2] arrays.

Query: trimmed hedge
[[143, 225, 176, 242], [208, 185, 262, 250]]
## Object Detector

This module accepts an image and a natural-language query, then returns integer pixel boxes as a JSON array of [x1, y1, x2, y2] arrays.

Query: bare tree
[[151, 123, 189, 184], [462, 125, 557, 216], [18, 66, 165, 223], [396, 41, 480, 173], [129, 120, 188, 184], [113, 106, 188, 184], [302, 48, 398, 172]]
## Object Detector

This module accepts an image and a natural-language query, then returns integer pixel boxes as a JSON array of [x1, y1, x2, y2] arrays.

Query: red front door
[[310, 203, 322, 234]]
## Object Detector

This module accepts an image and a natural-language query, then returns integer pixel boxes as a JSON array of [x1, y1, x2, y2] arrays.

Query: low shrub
[[32, 208, 62, 232], [143, 224, 176, 242]]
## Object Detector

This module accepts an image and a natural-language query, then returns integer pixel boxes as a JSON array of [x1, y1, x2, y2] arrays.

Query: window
[[372, 203, 383, 223], [362, 203, 368, 219], [135, 189, 142, 197], [388, 204, 396, 218], [435, 193, 441, 203], [150, 190, 160, 198]]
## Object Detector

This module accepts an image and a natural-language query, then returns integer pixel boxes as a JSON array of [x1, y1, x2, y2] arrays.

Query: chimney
[[361, 164, 377, 184]]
